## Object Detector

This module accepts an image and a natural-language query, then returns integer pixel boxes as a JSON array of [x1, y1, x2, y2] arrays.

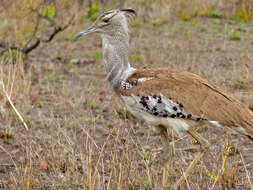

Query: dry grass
[[0, 0, 253, 189]]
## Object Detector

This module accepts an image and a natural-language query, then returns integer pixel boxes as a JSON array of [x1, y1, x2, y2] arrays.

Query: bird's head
[[75, 9, 136, 38]]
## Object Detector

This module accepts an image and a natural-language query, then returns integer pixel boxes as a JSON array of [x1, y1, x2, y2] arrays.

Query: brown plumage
[[120, 68, 253, 139]]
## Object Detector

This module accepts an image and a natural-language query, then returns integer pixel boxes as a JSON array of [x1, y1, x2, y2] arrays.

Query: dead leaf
[[41, 160, 48, 170]]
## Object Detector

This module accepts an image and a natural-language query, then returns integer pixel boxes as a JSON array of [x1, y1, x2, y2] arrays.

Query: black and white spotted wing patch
[[121, 80, 137, 90], [131, 93, 206, 121]]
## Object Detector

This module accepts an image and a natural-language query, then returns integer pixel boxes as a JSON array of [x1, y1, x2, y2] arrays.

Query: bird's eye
[[102, 18, 110, 23]]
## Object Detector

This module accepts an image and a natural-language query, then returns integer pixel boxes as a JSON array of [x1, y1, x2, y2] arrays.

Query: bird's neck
[[101, 33, 135, 93]]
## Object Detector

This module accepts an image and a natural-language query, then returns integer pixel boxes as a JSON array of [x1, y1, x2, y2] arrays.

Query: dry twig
[[240, 152, 252, 189], [0, 67, 28, 130], [0, 9, 75, 56]]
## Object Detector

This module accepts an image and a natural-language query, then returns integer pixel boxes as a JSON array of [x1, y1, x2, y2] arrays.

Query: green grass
[[197, 10, 224, 18], [92, 51, 102, 60], [44, 72, 61, 81], [130, 53, 142, 62], [151, 18, 168, 26], [229, 31, 242, 41]]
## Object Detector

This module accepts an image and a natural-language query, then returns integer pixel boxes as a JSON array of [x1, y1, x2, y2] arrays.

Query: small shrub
[[235, 0, 253, 21], [43, 4, 56, 18], [88, 4, 100, 21], [180, 12, 190, 21], [130, 54, 142, 62], [196, 9, 223, 19], [92, 51, 102, 60], [235, 8, 253, 21], [229, 31, 242, 41], [206, 11, 223, 18]]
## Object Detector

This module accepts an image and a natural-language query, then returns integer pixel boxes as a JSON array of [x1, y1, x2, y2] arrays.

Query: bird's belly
[[123, 96, 192, 136]]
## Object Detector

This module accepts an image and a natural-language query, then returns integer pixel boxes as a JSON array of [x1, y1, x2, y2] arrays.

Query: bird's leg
[[157, 125, 170, 146], [156, 125, 173, 165], [174, 129, 211, 189]]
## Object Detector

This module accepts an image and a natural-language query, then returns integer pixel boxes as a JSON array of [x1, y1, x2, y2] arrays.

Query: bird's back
[[120, 68, 253, 139]]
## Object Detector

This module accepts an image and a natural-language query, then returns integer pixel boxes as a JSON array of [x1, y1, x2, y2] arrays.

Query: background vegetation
[[0, 0, 253, 189]]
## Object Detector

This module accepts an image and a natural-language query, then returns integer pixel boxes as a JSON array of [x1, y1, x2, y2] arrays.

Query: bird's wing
[[120, 68, 253, 138]]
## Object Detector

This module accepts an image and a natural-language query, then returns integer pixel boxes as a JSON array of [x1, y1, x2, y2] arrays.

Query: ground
[[0, 2, 253, 190]]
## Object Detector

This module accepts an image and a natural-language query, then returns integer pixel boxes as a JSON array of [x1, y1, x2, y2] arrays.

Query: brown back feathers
[[120, 68, 253, 138]]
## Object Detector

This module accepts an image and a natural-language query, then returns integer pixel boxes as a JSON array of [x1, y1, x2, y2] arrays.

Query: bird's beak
[[75, 25, 96, 39]]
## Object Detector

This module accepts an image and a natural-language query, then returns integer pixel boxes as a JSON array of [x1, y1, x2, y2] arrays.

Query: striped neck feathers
[[101, 32, 134, 92]]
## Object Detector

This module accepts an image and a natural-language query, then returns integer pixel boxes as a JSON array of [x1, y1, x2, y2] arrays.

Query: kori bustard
[[76, 9, 253, 188]]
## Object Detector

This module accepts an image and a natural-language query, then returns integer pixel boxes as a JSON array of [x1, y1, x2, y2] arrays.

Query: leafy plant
[[43, 4, 56, 18], [0, 49, 25, 63], [0, 1, 73, 60], [196, 9, 223, 18], [140, 148, 153, 161], [180, 12, 190, 21], [88, 4, 100, 21], [235, 7, 253, 21], [130, 54, 142, 62], [92, 51, 102, 60], [229, 31, 242, 41], [206, 11, 223, 18], [234, 0, 253, 21]]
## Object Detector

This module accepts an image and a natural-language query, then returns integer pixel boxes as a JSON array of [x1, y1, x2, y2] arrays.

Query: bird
[[75, 9, 253, 189]]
